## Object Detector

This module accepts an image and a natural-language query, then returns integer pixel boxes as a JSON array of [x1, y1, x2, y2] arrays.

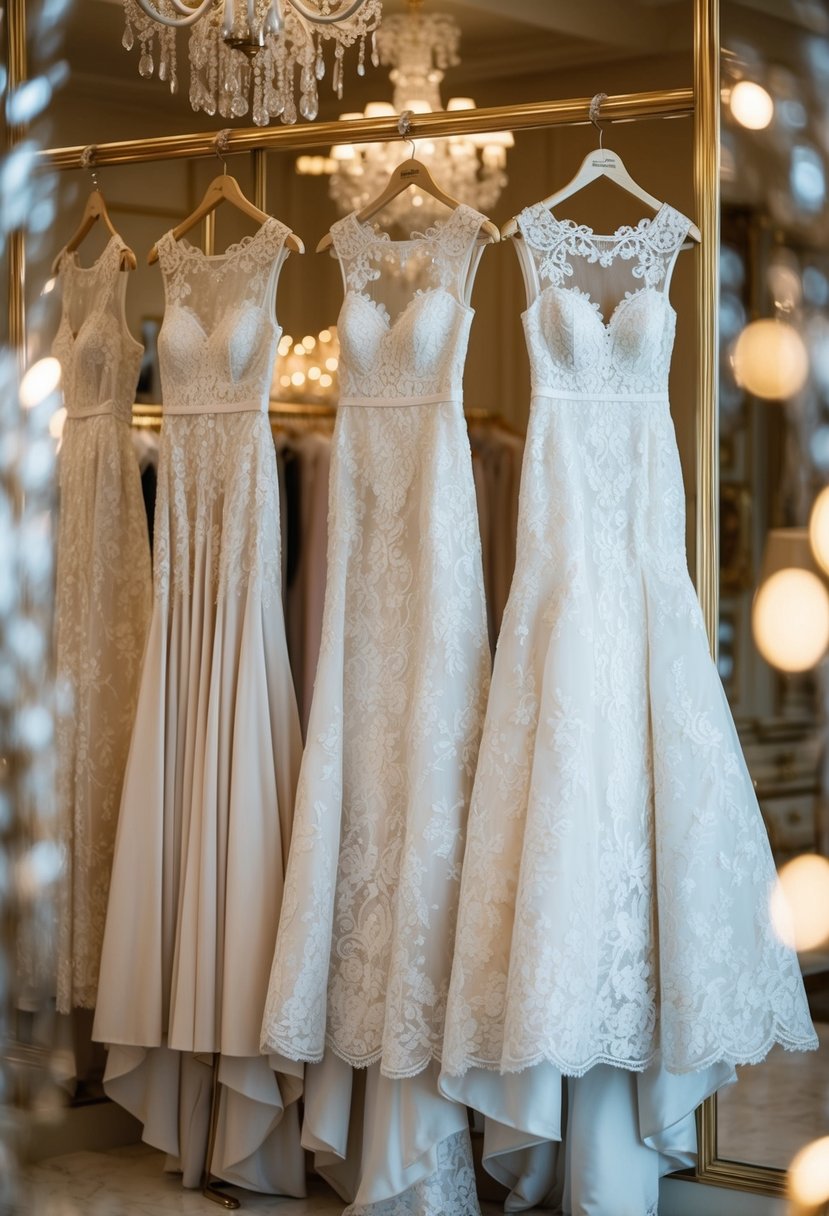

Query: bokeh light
[[732, 319, 810, 399], [789, 1136, 829, 1206], [771, 855, 829, 952], [729, 80, 774, 129], [752, 567, 829, 672]]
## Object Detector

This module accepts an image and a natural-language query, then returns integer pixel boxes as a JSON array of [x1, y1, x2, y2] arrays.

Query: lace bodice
[[516, 202, 692, 400], [156, 217, 291, 414], [52, 237, 143, 424], [331, 205, 486, 404]]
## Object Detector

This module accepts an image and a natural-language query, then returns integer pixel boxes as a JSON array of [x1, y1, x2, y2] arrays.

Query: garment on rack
[[93, 218, 304, 1196], [439, 202, 818, 1214], [51, 235, 151, 1014], [262, 204, 492, 1216]]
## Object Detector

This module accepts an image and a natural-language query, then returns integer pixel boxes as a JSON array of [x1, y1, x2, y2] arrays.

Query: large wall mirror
[[701, 0, 829, 1198]]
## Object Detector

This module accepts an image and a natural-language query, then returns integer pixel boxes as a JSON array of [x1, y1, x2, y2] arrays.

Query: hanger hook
[[397, 110, 416, 160], [589, 92, 608, 151], [214, 129, 231, 175], [80, 144, 100, 191]]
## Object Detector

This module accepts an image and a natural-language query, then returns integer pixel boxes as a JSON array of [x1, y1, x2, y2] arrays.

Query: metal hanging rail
[[40, 87, 695, 170]]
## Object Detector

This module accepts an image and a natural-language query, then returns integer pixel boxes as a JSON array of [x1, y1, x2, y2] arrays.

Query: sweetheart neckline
[[524, 283, 675, 335], [340, 286, 473, 335], [163, 301, 278, 343]]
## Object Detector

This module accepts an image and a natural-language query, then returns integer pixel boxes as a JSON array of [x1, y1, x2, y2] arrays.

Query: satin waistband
[[533, 386, 669, 404], [66, 400, 131, 422], [162, 399, 268, 416], [339, 392, 462, 408]]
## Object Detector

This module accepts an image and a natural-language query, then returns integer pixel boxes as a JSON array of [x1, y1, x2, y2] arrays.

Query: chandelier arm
[[287, 0, 375, 26], [133, 0, 216, 29]]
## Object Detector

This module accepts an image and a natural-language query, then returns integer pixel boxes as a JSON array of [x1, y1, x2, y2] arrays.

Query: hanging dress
[[261, 204, 492, 1216], [439, 202, 818, 1215], [52, 235, 152, 1014], [93, 218, 305, 1195]]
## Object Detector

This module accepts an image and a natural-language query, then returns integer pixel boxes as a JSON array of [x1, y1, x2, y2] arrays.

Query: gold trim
[[7, 0, 26, 362], [694, 0, 720, 647], [252, 148, 268, 211], [692, 0, 790, 1196], [40, 90, 694, 170]]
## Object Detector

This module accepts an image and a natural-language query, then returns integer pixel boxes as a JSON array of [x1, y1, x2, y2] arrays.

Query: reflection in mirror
[[718, 0, 829, 1178]]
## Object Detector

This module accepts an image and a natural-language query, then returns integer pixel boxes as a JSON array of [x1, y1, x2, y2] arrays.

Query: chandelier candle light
[[122, 0, 383, 125], [300, 0, 513, 224]]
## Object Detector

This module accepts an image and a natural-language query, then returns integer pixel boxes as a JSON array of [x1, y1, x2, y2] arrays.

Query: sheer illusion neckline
[[347, 203, 477, 248], [542, 200, 670, 244], [171, 217, 277, 263], [64, 235, 121, 274]]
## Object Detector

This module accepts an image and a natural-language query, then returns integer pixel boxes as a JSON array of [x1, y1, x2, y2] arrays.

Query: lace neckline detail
[[163, 216, 284, 265], [542, 200, 670, 243], [345, 202, 483, 249], [517, 200, 691, 292]]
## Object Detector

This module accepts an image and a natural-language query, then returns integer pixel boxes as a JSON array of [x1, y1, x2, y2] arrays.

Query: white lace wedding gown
[[261, 204, 491, 1216], [93, 218, 305, 1194], [52, 236, 152, 1013], [439, 202, 818, 1215]]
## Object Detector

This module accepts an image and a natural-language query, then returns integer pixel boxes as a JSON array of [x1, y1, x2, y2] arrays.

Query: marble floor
[[717, 1019, 829, 1170], [22, 1145, 505, 1216]]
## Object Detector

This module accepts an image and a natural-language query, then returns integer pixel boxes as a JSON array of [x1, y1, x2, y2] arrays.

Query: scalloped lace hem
[[443, 1023, 820, 1080], [260, 1033, 443, 1080]]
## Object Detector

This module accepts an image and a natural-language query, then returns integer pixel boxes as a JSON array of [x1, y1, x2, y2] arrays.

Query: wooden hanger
[[502, 94, 701, 243], [316, 115, 500, 252], [52, 187, 138, 273], [148, 171, 304, 265]]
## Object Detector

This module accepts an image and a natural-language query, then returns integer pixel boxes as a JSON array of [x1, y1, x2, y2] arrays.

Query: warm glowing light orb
[[789, 1136, 829, 1205], [809, 486, 829, 575], [770, 854, 829, 951], [730, 80, 774, 130], [752, 567, 829, 672], [20, 357, 61, 408], [732, 319, 809, 399]]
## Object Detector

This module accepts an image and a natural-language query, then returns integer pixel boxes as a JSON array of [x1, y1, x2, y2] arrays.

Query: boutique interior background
[[8, 0, 829, 1213]]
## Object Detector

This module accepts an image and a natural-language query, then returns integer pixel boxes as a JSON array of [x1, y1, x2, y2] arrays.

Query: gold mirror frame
[[692, 0, 788, 1198]]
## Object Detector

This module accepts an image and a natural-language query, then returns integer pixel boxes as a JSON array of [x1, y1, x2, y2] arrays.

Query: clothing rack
[[7, 0, 731, 1190], [29, 76, 718, 620]]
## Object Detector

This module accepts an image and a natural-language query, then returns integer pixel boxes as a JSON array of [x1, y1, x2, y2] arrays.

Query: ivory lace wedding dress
[[52, 236, 151, 1013], [93, 218, 305, 1194], [439, 202, 818, 1215], [261, 204, 491, 1216]]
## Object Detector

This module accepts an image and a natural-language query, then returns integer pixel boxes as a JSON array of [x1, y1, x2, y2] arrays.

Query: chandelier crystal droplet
[[122, 0, 384, 126]]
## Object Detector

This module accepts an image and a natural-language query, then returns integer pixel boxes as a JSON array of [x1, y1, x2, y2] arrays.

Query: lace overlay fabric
[[52, 240, 151, 1011], [93, 221, 303, 1192], [517, 202, 690, 400], [331, 206, 484, 402], [157, 218, 289, 413], [52, 237, 143, 421], [441, 201, 817, 1081], [262, 209, 491, 1082]]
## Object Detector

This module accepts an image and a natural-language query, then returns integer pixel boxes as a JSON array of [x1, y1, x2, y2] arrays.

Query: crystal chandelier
[[121, 0, 383, 126], [298, 0, 513, 225]]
